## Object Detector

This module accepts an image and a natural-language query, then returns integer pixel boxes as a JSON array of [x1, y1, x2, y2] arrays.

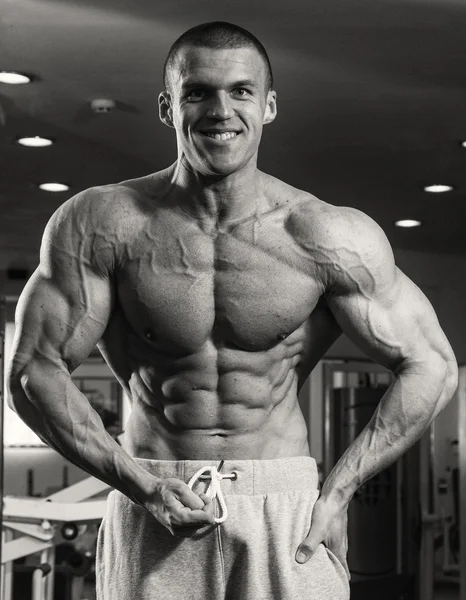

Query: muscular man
[[7, 21, 458, 600]]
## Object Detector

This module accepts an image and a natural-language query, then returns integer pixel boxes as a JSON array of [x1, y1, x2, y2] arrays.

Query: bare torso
[[96, 170, 342, 461]]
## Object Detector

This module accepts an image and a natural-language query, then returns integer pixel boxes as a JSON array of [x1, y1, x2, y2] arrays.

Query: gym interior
[[1, 1, 466, 599]]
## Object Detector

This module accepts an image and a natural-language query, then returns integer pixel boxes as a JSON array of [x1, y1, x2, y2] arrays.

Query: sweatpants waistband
[[134, 456, 318, 496]]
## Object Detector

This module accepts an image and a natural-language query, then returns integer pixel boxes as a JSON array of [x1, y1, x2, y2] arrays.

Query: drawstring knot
[[187, 465, 236, 524]]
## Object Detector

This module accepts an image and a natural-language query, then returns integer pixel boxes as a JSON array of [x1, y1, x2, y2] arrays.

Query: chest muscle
[[117, 210, 322, 352]]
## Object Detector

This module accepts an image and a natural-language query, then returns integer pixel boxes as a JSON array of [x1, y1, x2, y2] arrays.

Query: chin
[[196, 160, 242, 177], [207, 165, 240, 177], [205, 152, 256, 176]]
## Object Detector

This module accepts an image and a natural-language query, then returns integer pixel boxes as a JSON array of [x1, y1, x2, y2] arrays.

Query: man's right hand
[[145, 477, 216, 537]]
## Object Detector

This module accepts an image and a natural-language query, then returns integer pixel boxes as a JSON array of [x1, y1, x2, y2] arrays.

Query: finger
[[171, 504, 216, 525], [296, 541, 317, 564], [175, 484, 206, 510], [296, 504, 328, 564], [199, 494, 215, 519], [164, 494, 211, 523], [199, 493, 212, 506], [296, 536, 323, 564]]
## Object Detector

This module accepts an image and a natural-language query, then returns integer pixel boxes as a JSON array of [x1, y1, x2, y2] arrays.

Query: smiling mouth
[[202, 131, 239, 141]]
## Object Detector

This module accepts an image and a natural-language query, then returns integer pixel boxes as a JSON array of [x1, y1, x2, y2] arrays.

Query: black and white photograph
[[0, 1, 465, 599]]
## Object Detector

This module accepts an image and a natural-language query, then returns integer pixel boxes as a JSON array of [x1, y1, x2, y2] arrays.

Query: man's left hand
[[295, 495, 350, 579]]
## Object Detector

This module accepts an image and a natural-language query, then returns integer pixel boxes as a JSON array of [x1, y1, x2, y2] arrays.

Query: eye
[[233, 88, 250, 97], [187, 89, 207, 101]]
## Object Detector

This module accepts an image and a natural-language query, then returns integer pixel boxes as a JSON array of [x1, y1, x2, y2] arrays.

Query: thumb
[[295, 535, 321, 564]]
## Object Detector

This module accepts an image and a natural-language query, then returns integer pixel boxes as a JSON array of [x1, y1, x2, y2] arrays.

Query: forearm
[[321, 356, 458, 508], [9, 359, 157, 506]]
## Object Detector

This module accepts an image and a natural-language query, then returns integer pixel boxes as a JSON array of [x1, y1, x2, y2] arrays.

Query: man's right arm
[[6, 190, 156, 506]]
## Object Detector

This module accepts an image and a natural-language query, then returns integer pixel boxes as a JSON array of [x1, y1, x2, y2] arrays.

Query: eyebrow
[[181, 79, 258, 90], [231, 80, 258, 89]]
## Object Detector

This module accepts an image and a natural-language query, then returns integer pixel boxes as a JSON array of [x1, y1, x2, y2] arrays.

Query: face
[[159, 45, 277, 177]]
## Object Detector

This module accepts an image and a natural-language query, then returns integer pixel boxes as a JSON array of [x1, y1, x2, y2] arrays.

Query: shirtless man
[[7, 21, 458, 600]]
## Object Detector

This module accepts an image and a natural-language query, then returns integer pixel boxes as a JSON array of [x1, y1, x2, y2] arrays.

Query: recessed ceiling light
[[0, 71, 32, 84], [39, 183, 69, 192], [17, 136, 53, 147], [461, 141, 466, 148], [395, 219, 422, 228], [423, 184, 454, 193]]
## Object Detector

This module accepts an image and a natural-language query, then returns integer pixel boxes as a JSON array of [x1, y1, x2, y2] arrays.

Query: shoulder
[[45, 171, 168, 245], [45, 184, 117, 235], [282, 190, 395, 292], [42, 172, 170, 275], [49, 181, 141, 230], [41, 181, 143, 276], [49, 169, 169, 227]]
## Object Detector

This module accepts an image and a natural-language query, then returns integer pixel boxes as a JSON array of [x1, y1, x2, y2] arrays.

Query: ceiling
[[1, 0, 466, 271]]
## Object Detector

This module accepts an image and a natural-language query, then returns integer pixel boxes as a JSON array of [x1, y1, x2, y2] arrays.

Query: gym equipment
[[458, 366, 466, 600], [319, 359, 464, 600], [0, 295, 113, 599], [1, 475, 109, 600]]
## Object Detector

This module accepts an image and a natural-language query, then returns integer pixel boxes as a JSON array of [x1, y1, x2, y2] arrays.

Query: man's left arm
[[296, 209, 458, 572]]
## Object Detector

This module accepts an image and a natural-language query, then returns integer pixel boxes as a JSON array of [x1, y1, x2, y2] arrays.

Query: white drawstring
[[187, 465, 235, 524]]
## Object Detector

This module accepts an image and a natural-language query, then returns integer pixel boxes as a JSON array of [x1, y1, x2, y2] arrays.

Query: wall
[[3, 448, 90, 497]]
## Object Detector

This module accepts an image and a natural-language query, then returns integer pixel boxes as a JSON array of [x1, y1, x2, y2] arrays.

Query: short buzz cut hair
[[163, 21, 274, 92]]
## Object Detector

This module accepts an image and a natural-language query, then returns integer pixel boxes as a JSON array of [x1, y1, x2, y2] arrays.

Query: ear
[[263, 90, 277, 125], [159, 91, 175, 128]]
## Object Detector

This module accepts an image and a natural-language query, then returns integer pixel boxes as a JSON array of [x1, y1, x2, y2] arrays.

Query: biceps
[[12, 268, 113, 375], [327, 271, 450, 370]]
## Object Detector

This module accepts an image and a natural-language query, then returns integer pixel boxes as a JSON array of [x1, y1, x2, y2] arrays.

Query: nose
[[205, 92, 234, 120]]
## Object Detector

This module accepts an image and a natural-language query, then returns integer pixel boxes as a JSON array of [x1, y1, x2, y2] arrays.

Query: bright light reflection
[[395, 219, 422, 228], [18, 136, 53, 147], [423, 184, 454, 193], [39, 183, 69, 192], [0, 72, 31, 84]]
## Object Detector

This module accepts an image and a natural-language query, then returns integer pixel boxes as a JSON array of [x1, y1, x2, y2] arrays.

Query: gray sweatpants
[[96, 456, 350, 599]]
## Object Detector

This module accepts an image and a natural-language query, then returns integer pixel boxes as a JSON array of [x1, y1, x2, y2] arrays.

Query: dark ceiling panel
[[1, 0, 466, 268]]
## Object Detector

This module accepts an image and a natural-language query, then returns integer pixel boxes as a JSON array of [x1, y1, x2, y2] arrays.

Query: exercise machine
[[1, 475, 109, 600], [317, 358, 465, 600], [0, 295, 112, 600]]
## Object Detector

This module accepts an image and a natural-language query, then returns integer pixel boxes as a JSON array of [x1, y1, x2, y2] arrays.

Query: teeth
[[205, 132, 237, 141]]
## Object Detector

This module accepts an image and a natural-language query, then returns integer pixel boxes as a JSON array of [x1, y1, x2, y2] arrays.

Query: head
[[159, 22, 277, 177]]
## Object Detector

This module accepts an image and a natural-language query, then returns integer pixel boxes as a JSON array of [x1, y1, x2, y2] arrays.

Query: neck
[[165, 158, 266, 225]]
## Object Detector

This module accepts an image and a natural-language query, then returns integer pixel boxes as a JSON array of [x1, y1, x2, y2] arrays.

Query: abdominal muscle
[[123, 358, 311, 461]]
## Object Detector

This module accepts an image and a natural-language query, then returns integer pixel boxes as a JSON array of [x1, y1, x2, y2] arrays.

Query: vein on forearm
[[16, 361, 141, 502], [323, 359, 449, 504], [21, 364, 112, 463]]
